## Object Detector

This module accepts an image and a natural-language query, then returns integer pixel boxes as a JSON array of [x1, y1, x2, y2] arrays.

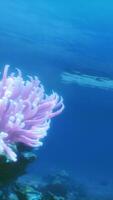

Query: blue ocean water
[[0, 0, 113, 198]]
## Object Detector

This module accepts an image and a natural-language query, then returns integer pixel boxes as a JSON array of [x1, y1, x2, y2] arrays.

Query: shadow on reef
[[0, 144, 36, 186]]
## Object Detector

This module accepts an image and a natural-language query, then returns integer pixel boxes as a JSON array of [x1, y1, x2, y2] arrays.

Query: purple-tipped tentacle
[[0, 66, 64, 161]]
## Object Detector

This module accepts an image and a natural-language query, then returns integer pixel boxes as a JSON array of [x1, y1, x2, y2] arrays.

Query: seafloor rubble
[[0, 149, 112, 200], [0, 164, 90, 200]]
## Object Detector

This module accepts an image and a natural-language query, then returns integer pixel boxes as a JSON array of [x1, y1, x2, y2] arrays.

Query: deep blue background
[[0, 0, 113, 184]]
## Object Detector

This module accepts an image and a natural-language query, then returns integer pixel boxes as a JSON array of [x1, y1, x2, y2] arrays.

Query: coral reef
[[0, 169, 112, 200]]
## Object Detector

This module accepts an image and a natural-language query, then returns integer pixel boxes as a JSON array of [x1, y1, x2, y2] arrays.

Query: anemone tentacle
[[0, 66, 64, 161]]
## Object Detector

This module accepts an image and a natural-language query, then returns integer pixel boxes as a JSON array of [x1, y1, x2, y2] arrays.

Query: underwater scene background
[[0, 0, 113, 199]]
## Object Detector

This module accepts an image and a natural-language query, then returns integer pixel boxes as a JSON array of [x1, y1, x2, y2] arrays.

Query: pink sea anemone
[[0, 65, 64, 162]]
